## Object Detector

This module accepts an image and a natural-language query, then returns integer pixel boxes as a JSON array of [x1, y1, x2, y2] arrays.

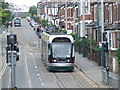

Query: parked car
[[26, 16, 31, 22], [33, 23, 40, 31], [29, 20, 36, 27]]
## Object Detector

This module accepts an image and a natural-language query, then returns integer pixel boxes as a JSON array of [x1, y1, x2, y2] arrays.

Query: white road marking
[[39, 77, 41, 81], [35, 69, 38, 72], [25, 57, 31, 88], [42, 83, 44, 86], [8, 68, 11, 88], [37, 73, 40, 77], [35, 66, 37, 69], [0, 63, 7, 79], [28, 53, 43, 86]]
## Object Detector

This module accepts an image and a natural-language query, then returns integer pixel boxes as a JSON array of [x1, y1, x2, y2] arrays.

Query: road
[[1, 19, 103, 88]]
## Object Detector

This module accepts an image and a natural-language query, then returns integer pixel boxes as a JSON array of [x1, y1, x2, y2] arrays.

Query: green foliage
[[75, 34, 79, 47], [1, 2, 9, 9], [0, 2, 12, 25], [55, 27, 59, 31], [115, 39, 120, 65], [62, 30, 67, 34], [40, 19, 48, 27], [86, 38, 90, 45], [70, 32, 74, 36], [29, 6, 37, 16], [1, 9, 11, 24]]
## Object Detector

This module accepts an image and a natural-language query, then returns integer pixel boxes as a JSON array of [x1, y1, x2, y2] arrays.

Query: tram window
[[48, 44, 51, 55], [72, 45, 75, 57], [53, 38, 70, 42], [52, 42, 72, 58]]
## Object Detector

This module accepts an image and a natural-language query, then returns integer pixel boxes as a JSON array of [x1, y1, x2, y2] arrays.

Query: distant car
[[26, 16, 31, 22], [13, 17, 21, 27]]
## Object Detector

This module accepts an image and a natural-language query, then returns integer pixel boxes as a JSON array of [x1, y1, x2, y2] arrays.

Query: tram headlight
[[52, 60, 57, 63], [67, 60, 70, 62], [67, 59, 74, 63], [53, 60, 57, 62]]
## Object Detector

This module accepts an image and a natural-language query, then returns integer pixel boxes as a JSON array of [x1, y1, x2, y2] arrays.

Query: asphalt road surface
[[1, 19, 104, 88]]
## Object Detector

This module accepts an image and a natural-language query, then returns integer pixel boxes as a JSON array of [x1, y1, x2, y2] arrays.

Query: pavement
[[0, 34, 4, 71], [0, 30, 9, 77], [75, 52, 110, 88]]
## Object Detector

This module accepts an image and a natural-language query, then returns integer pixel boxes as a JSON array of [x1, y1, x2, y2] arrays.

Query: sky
[[5, 0, 40, 12]]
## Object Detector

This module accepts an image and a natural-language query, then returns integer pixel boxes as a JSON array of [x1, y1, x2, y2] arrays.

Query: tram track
[[70, 71, 83, 88], [53, 65, 102, 88], [54, 72, 66, 88], [54, 71, 82, 88]]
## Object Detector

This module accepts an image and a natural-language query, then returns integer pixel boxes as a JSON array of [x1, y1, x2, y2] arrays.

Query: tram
[[41, 31, 75, 71], [13, 17, 21, 27]]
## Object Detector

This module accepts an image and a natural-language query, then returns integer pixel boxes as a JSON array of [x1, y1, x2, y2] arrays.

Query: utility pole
[[65, 0, 68, 31], [82, 0, 86, 57], [101, 0, 109, 84], [97, 2, 101, 66], [54, 2, 55, 28], [78, 0, 81, 54], [101, 0, 105, 68], [73, 2, 76, 49], [59, 1, 62, 29]]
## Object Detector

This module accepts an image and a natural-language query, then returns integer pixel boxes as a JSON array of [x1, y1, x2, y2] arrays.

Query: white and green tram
[[41, 31, 75, 71]]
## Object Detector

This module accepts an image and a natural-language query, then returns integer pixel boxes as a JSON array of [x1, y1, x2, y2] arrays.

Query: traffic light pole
[[11, 50, 17, 89], [6, 34, 19, 89]]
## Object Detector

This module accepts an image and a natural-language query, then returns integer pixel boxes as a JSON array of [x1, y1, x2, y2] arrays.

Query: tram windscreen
[[52, 42, 71, 58]]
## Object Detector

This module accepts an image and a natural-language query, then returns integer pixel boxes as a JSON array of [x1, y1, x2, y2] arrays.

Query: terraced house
[[37, 0, 120, 66]]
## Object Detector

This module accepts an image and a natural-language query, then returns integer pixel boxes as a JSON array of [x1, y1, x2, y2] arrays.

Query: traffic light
[[15, 46, 19, 61], [6, 34, 19, 63], [104, 42, 108, 52], [103, 32, 107, 41], [7, 34, 17, 45]]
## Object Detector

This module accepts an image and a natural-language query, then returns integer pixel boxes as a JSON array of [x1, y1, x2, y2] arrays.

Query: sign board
[[67, 30, 72, 34], [99, 42, 102, 48]]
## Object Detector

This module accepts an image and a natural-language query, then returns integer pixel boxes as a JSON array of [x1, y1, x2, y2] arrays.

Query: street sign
[[99, 42, 102, 48]]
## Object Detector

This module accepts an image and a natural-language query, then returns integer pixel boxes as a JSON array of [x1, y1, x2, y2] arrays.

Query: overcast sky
[[5, 0, 40, 12]]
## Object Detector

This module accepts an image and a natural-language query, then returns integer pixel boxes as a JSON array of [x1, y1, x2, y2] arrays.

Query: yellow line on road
[[0, 61, 7, 79]]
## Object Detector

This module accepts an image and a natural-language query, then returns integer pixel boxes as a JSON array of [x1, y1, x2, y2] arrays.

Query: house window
[[85, 0, 90, 14], [98, 5, 101, 26], [94, 5, 97, 21], [109, 4, 112, 24]]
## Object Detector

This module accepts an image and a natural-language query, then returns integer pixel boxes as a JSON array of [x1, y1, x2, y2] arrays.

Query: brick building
[[37, 0, 120, 68]]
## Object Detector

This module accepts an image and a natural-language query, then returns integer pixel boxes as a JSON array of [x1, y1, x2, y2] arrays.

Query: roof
[[86, 21, 98, 29], [86, 21, 107, 29], [46, 31, 66, 35], [105, 23, 120, 31], [41, 31, 74, 43]]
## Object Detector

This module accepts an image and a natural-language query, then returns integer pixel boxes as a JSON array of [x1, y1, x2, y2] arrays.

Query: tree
[[1, 2, 9, 9], [0, 2, 12, 25], [29, 6, 37, 16], [115, 39, 120, 65]]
